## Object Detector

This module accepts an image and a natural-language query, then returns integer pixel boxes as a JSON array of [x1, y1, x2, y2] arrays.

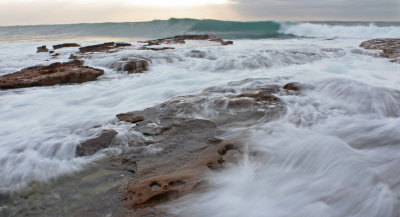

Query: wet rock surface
[[37, 45, 49, 53], [107, 79, 287, 216], [76, 129, 118, 156], [53, 43, 81, 50], [141, 35, 233, 47], [0, 60, 104, 89], [360, 38, 400, 63], [112, 59, 150, 74], [79, 42, 131, 53]]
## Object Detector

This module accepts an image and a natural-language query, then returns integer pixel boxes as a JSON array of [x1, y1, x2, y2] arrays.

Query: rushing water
[[0, 19, 400, 216]]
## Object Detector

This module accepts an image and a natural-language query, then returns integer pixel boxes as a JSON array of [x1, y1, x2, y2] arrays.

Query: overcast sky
[[0, 0, 399, 26]]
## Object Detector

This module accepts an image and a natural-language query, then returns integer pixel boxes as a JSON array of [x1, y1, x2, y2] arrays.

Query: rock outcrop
[[53, 43, 81, 50], [141, 35, 233, 47], [360, 38, 400, 63], [112, 59, 150, 74], [111, 79, 286, 216], [79, 42, 131, 53], [37, 45, 49, 53], [0, 60, 104, 89]]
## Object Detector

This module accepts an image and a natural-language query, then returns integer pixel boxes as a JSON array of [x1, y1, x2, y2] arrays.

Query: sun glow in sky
[[122, 0, 230, 7]]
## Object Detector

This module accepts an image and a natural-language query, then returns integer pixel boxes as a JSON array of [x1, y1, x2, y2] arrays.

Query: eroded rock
[[112, 59, 150, 74], [360, 38, 400, 63], [114, 80, 285, 215], [76, 129, 118, 156], [0, 60, 104, 89]]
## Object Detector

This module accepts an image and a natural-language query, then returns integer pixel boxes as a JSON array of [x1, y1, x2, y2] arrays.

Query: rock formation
[[79, 42, 132, 53], [53, 43, 81, 50], [107, 79, 287, 216], [360, 38, 400, 63], [140, 35, 234, 47], [0, 60, 104, 89], [37, 45, 49, 53]]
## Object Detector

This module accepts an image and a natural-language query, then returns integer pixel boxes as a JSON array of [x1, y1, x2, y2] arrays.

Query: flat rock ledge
[[0, 60, 104, 89], [360, 38, 400, 63], [140, 35, 234, 47], [109, 79, 287, 216]]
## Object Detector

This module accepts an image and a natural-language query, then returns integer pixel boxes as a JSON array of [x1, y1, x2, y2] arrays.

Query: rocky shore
[[1, 37, 398, 217]]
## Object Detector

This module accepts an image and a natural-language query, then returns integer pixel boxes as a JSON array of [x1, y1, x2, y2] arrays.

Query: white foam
[[279, 22, 400, 39]]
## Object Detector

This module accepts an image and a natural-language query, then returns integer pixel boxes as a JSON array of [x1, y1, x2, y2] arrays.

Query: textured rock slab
[[360, 38, 400, 62], [79, 42, 131, 53], [115, 80, 286, 216], [53, 43, 80, 50], [0, 60, 104, 89]]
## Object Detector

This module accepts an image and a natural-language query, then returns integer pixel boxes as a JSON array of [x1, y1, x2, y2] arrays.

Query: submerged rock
[[112, 59, 150, 74], [360, 38, 400, 63], [76, 129, 118, 156], [0, 60, 104, 89], [53, 43, 80, 50]]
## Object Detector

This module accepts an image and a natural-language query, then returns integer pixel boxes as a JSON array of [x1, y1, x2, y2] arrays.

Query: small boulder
[[37, 45, 49, 53], [117, 113, 145, 123], [76, 129, 118, 156]]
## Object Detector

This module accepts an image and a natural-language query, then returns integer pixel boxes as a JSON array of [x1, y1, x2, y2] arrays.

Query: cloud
[[232, 0, 400, 20]]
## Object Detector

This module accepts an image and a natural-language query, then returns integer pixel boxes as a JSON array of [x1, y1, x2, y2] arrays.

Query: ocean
[[0, 18, 400, 216]]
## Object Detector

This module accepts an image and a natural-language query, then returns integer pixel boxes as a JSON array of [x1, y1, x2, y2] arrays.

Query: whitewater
[[1, 19, 400, 216]]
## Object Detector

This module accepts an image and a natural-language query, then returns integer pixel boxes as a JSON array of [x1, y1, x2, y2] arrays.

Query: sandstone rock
[[114, 79, 285, 215], [53, 43, 80, 50], [0, 60, 104, 89], [37, 45, 49, 53], [360, 38, 400, 63], [117, 113, 145, 123], [76, 129, 118, 156], [112, 59, 150, 74], [79, 42, 115, 53]]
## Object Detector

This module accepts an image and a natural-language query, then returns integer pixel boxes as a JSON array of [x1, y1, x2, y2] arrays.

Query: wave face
[[1, 18, 400, 43]]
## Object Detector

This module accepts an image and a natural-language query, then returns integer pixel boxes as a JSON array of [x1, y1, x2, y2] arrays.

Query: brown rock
[[53, 43, 80, 50], [283, 82, 302, 91], [221, 41, 233, 46], [37, 45, 49, 53], [112, 59, 150, 74], [360, 38, 400, 63], [76, 129, 118, 156], [123, 142, 237, 209], [117, 113, 145, 123], [79, 42, 116, 53], [0, 60, 104, 89], [115, 42, 132, 47]]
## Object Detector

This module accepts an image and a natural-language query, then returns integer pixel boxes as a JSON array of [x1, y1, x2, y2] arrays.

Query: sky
[[0, 0, 399, 26]]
